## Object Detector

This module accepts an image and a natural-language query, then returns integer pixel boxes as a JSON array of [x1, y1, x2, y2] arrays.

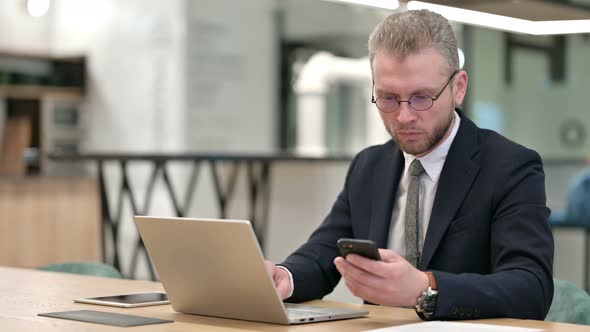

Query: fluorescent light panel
[[407, 1, 590, 35], [27, 0, 50, 17], [328, 0, 399, 10]]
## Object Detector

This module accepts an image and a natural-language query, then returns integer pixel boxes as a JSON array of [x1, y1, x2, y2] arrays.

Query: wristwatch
[[415, 271, 438, 319]]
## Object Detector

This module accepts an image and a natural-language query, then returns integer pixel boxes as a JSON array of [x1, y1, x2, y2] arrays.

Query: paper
[[38, 310, 173, 327], [365, 321, 543, 332]]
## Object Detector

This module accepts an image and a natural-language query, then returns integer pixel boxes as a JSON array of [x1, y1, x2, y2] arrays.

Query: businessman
[[267, 9, 554, 321]]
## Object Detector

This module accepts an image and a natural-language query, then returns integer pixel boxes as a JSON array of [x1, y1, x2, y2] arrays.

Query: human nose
[[396, 102, 417, 124]]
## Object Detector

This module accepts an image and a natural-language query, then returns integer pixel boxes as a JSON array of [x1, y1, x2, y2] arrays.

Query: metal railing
[[50, 152, 351, 280]]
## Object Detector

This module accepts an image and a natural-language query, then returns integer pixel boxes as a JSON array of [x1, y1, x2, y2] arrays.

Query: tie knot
[[409, 159, 425, 177]]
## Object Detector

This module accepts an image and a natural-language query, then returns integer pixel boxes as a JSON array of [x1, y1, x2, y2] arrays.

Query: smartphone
[[74, 292, 170, 308], [337, 238, 381, 260]]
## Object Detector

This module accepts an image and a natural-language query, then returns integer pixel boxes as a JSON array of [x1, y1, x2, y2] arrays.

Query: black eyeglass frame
[[371, 70, 459, 113]]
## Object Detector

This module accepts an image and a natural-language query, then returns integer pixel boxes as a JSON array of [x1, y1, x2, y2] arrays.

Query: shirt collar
[[402, 111, 461, 183]]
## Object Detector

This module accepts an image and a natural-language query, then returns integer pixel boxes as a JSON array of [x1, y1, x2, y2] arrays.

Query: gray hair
[[368, 9, 459, 74]]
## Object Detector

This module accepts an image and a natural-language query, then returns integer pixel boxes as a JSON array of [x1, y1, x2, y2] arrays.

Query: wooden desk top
[[1, 267, 588, 331]]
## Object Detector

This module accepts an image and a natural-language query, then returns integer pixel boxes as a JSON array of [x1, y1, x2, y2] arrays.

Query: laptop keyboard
[[286, 308, 327, 318]]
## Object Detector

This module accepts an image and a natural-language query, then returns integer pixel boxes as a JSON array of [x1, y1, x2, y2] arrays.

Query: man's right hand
[[265, 260, 292, 300]]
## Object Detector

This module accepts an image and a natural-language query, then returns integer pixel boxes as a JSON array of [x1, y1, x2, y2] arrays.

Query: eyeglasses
[[371, 70, 458, 113]]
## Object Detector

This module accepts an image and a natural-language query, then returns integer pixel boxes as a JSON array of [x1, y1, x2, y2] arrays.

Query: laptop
[[134, 216, 369, 325]]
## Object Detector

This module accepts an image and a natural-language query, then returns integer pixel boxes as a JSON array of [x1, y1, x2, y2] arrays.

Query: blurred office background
[[1, 0, 590, 303]]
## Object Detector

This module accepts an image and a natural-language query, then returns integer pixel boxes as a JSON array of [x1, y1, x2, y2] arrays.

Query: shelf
[[0, 85, 83, 99], [0, 52, 86, 93]]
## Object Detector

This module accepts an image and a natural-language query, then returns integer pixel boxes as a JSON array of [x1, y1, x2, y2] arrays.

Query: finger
[[346, 254, 401, 279], [278, 285, 290, 299], [337, 258, 400, 305], [343, 275, 389, 305], [274, 266, 287, 285], [336, 256, 371, 276], [335, 256, 357, 278], [338, 257, 385, 289], [264, 261, 283, 287], [378, 249, 402, 262], [346, 254, 382, 273], [277, 275, 292, 299], [335, 257, 384, 294], [334, 256, 348, 275], [264, 260, 276, 276]]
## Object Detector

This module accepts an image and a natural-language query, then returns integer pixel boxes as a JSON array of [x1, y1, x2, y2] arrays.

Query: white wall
[[50, 0, 112, 55], [1, 0, 278, 153], [0, 0, 52, 54], [52, 0, 187, 152], [470, 28, 590, 159], [184, 0, 277, 153]]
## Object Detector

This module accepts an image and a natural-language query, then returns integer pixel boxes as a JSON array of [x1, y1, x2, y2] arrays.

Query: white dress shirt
[[281, 111, 461, 297], [388, 111, 461, 259]]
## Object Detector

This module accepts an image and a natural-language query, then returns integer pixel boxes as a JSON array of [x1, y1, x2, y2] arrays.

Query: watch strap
[[416, 271, 438, 320], [425, 271, 438, 290]]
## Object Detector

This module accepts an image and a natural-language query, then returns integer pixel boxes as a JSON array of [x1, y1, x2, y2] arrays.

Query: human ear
[[453, 70, 468, 106]]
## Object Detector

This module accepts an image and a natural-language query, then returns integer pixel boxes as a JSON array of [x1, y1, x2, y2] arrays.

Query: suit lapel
[[419, 114, 481, 270], [368, 143, 405, 248]]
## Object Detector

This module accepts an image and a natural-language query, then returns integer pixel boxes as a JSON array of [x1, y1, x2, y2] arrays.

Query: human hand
[[334, 249, 429, 307], [264, 260, 293, 300]]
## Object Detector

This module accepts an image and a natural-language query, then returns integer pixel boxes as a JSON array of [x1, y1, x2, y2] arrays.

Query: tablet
[[74, 292, 170, 308]]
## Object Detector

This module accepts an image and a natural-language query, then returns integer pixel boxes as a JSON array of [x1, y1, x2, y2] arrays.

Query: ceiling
[[410, 0, 590, 21]]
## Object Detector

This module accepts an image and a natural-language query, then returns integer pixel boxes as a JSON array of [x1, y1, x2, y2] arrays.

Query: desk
[[1, 267, 587, 331]]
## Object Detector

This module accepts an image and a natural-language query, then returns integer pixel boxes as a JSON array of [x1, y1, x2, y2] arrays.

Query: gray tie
[[405, 159, 425, 267]]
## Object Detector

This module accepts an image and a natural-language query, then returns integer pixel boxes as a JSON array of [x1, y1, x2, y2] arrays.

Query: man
[[266, 9, 554, 320]]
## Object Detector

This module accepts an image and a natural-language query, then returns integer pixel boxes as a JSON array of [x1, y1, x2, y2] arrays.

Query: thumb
[[264, 260, 277, 277]]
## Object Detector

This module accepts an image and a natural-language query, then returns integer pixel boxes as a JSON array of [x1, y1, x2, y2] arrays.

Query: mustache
[[396, 126, 422, 131]]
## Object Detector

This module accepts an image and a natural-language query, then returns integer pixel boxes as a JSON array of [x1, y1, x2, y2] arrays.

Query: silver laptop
[[134, 216, 369, 325]]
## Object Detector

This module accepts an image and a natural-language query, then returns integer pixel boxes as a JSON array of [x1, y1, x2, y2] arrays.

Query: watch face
[[422, 292, 438, 313]]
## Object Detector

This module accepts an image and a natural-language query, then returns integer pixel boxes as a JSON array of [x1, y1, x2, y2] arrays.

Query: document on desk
[[38, 310, 173, 327], [365, 321, 543, 332]]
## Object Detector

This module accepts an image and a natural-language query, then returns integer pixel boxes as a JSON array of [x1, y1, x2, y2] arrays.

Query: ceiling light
[[326, 0, 399, 10], [407, 1, 590, 35], [458, 48, 465, 69], [533, 20, 590, 35], [27, 0, 50, 18]]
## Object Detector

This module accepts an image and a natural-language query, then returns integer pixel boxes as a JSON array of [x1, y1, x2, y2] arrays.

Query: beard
[[386, 108, 455, 156]]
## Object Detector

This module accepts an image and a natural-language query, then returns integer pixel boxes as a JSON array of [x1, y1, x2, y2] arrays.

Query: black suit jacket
[[281, 111, 554, 320]]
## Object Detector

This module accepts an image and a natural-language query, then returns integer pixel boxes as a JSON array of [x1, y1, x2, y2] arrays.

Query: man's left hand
[[334, 249, 429, 307]]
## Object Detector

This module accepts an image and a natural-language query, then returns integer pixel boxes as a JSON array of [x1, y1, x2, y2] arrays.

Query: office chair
[[37, 261, 123, 279], [545, 278, 590, 325], [550, 169, 590, 227], [549, 169, 590, 292], [565, 170, 590, 225]]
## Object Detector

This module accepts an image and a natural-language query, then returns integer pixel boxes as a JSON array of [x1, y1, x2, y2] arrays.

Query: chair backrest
[[566, 170, 590, 225], [545, 278, 590, 325], [37, 261, 123, 279]]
